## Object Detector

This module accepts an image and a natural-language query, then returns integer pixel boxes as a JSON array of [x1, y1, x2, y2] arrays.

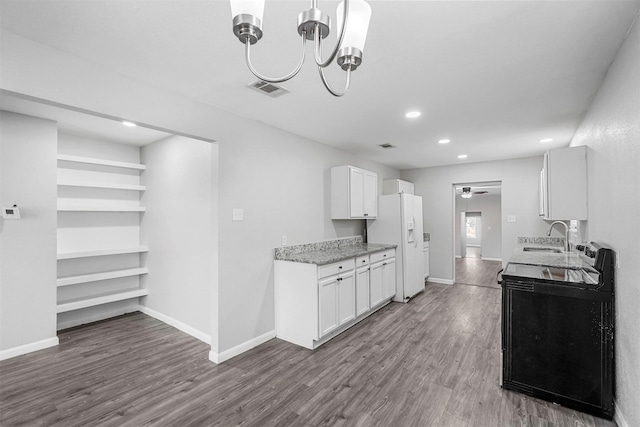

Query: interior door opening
[[453, 182, 502, 287]]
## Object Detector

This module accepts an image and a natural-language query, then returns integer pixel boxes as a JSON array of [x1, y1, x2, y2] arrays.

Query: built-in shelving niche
[[56, 140, 148, 330]]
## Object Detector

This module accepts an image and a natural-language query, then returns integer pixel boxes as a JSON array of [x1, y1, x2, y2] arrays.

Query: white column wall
[[140, 136, 215, 342], [0, 111, 58, 356], [569, 19, 640, 427]]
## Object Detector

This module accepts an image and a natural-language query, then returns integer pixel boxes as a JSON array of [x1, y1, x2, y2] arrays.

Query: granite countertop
[[276, 243, 397, 265], [509, 237, 582, 269], [274, 236, 396, 266]]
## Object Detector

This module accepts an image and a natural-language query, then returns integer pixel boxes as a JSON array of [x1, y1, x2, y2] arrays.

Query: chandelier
[[462, 187, 472, 199], [230, 0, 372, 97]]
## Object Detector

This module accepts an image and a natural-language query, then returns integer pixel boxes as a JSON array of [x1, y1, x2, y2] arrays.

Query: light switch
[[232, 208, 244, 221], [507, 215, 516, 223], [2, 205, 21, 219]]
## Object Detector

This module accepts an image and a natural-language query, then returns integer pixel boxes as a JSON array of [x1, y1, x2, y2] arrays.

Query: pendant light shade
[[336, 0, 372, 52], [230, 0, 265, 22], [230, 0, 372, 96]]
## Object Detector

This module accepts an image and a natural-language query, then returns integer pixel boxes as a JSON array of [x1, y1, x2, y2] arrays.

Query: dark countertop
[[275, 243, 396, 266]]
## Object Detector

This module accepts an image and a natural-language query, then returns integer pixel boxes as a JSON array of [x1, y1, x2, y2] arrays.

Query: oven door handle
[[497, 268, 504, 285]]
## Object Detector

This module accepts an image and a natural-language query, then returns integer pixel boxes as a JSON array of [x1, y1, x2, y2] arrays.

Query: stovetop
[[504, 241, 614, 292]]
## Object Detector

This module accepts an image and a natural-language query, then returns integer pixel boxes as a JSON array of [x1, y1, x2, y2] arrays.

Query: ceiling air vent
[[247, 80, 289, 98], [378, 143, 396, 149]]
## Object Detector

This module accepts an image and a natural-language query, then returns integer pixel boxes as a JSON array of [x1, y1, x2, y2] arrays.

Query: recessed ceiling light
[[438, 139, 450, 144], [405, 111, 421, 119], [457, 154, 468, 159], [540, 138, 553, 143], [122, 121, 137, 127]]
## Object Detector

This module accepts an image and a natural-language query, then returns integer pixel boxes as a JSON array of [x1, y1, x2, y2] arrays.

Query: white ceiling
[[0, 95, 172, 146], [1, 0, 638, 169]]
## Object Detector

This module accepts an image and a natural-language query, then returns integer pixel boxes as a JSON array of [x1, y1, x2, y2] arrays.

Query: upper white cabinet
[[331, 165, 378, 219], [383, 179, 414, 195], [539, 146, 587, 220]]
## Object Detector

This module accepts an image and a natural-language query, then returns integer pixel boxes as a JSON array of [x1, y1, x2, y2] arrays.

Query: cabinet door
[[370, 262, 385, 308], [355, 267, 370, 316], [337, 272, 356, 326], [423, 248, 430, 278], [319, 277, 338, 337], [383, 258, 396, 299], [349, 168, 365, 218], [363, 171, 377, 218]]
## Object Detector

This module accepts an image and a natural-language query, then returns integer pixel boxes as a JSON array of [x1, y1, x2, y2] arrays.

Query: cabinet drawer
[[318, 258, 355, 279], [370, 249, 394, 264], [356, 255, 369, 268]]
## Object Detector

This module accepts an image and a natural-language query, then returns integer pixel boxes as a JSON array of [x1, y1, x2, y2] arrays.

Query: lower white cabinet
[[370, 261, 385, 308], [355, 256, 370, 317], [319, 271, 355, 338], [337, 272, 356, 327], [274, 249, 396, 350], [319, 276, 339, 337], [370, 249, 396, 308], [383, 258, 396, 299]]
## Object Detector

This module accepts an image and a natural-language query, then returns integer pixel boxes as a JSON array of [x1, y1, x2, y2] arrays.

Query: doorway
[[453, 182, 503, 288], [460, 212, 482, 259]]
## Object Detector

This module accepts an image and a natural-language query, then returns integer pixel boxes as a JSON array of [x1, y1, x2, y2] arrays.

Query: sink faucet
[[546, 221, 570, 251]]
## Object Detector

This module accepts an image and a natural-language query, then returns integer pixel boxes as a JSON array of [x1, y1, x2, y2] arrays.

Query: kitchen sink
[[523, 247, 563, 253]]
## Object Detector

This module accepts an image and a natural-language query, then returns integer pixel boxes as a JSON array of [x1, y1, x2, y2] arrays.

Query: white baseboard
[[57, 305, 139, 331], [428, 277, 454, 285], [0, 336, 59, 361], [209, 329, 276, 364], [455, 255, 462, 259], [481, 257, 502, 262], [138, 305, 211, 345], [615, 402, 630, 427]]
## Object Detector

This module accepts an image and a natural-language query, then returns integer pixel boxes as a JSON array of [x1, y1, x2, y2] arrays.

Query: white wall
[[0, 111, 58, 357], [455, 194, 502, 260], [140, 135, 215, 342], [401, 156, 548, 283], [569, 18, 640, 427], [217, 126, 398, 355]]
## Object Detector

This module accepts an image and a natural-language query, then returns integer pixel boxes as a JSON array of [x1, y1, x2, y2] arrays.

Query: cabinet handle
[[364, 213, 368, 216], [338, 266, 343, 269], [362, 260, 366, 263], [382, 262, 387, 266], [337, 277, 343, 281]]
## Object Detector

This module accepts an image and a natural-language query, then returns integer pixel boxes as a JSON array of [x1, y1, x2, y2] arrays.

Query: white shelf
[[57, 267, 149, 287], [57, 205, 146, 212], [57, 289, 149, 313], [57, 246, 149, 260], [58, 181, 146, 191], [57, 154, 146, 171]]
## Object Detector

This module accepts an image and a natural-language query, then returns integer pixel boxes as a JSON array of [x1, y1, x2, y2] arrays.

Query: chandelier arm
[[318, 63, 352, 97], [244, 32, 307, 84], [314, 0, 349, 68]]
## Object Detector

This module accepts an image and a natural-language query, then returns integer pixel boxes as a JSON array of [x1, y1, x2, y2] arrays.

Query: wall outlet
[[282, 235, 287, 246], [507, 215, 516, 223], [232, 208, 243, 221]]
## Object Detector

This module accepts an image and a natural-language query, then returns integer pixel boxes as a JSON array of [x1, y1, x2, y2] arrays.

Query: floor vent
[[378, 143, 396, 149], [247, 80, 289, 98]]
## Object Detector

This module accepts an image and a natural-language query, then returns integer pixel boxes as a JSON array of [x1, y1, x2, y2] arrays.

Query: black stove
[[503, 241, 613, 289], [501, 242, 615, 420]]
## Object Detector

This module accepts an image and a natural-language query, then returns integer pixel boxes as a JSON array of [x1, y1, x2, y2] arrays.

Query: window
[[466, 216, 477, 238]]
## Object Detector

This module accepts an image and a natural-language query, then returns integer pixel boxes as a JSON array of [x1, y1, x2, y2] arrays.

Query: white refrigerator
[[367, 193, 425, 302]]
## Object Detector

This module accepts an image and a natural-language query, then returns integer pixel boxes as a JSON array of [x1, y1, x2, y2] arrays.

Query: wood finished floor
[[456, 256, 503, 289], [1, 278, 615, 426]]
